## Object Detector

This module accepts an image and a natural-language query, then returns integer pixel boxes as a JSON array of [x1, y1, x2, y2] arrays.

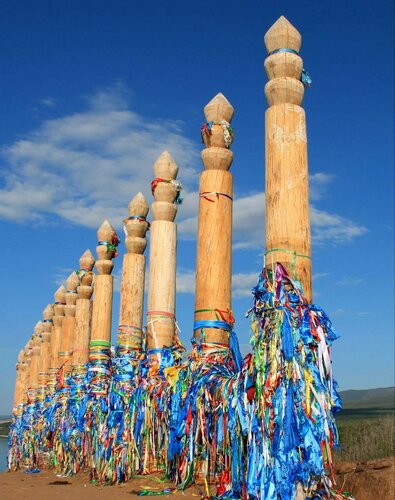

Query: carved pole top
[[78, 249, 95, 292], [128, 192, 149, 218], [34, 321, 43, 335], [54, 285, 66, 304], [96, 220, 119, 274], [201, 93, 235, 171], [97, 219, 117, 242], [263, 16, 305, 107], [66, 271, 79, 292], [17, 349, 25, 363], [151, 151, 181, 222], [154, 150, 179, 180], [264, 16, 301, 53], [53, 285, 66, 326], [204, 93, 234, 124], [43, 304, 54, 320], [124, 193, 149, 255], [79, 249, 95, 271], [65, 271, 79, 314]]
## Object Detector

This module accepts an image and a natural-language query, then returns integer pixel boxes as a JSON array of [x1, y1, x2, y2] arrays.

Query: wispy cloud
[[40, 97, 57, 108], [313, 272, 329, 280], [337, 277, 364, 286], [0, 82, 367, 250], [0, 82, 199, 229], [309, 172, 334, 201], [176, 269, 257, 298]]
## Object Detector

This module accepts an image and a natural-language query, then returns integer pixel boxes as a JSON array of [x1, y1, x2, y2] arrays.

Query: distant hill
[[340, 387, 395, 410]]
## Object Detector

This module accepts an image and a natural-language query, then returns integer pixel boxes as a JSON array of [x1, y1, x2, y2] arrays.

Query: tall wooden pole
[[147, 151, 181, 354], [13, 350, 25, 411], [264, 16, 312, 301], [90, 220, 118, 346], [194, 93, 235, 349], [47, 286, 66, 393], [29, 321, 44, 395], [73, 249, 95, 367], [38, 304, 54, 396], [59, 272, 79, 384], [21, 341, 33, 405], [118, 193, 149, 353]]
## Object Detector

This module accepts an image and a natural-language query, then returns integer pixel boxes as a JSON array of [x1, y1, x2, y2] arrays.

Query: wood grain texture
[[264, 17, 312, 302], [147, 220, 177, 349], [90, 274, 114, 342], [194, 170, 233, 345]]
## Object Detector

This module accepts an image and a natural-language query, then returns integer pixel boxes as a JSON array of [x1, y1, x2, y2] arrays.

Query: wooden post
[[38, 304, 54, 394], [22, 340, 33, 404], [29, 322, 44, 393], [13, 350, 25, 410], [47, 286, 66, 393], [73, 250, 95, 367], [90, 220, 118, 345], [59, 272, 79, 383], [194, 93, 235, 349], [147, 151, 181, 354], [118, 193, 149, 353], [264, 16, 312, 301]]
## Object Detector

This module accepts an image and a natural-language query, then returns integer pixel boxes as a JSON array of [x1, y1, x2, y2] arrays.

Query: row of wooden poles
[[13, 15, 313, 418]]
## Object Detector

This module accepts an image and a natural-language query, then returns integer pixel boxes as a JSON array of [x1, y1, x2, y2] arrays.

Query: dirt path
[[0, 458, 394, 500]]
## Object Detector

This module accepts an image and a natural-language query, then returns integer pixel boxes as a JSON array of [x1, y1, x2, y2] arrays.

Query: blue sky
[[0, 0, 393, 414]]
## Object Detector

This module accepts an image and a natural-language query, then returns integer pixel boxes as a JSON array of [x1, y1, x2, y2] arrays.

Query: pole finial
[[264, 16, 301, 53], [79, 249, 95, 271], [124, 192, 149, 254], [54, 285, 66, 304], [204, 93, 234, 124], [153, 150, 179, 180], [152, 151, 181, 222], [96, 220, 118, 275]]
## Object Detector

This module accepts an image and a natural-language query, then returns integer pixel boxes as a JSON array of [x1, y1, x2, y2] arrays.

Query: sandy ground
[[0, 469, 198, 500], [0, 458, 394, 500]]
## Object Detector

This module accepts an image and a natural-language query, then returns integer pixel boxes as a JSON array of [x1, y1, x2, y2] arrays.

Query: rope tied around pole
[[192, 319, 243, 371], [195, 308, 235, 327], [98, 232, 120, 257], [123, 214, 151, 229], [264, 247, 311, 282], [199, 191, 233, 203], [268, 47, 312, 87], [200, 120, 234, 148], [151, 178, 183, 205]]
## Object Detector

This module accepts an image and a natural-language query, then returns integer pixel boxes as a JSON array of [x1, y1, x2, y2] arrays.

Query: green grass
[[0, 422, 10, 436], [335, 413, 395, 461]]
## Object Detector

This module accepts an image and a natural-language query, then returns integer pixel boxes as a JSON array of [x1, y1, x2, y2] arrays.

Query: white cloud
[[0, 82, 366, 250], [337, 277, 364, 286], [40, 97, 57, 108], [176, 269, 258, 298], [309, 172, 334, 201], [0, 82, 199, 229], [310, 206, 367, 244]]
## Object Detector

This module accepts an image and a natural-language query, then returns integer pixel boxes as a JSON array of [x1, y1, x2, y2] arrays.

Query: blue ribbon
[[268, 47, 312, 87]]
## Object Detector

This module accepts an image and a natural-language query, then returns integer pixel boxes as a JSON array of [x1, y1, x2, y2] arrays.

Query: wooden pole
[[146, 151, 181, 353], [73, 249, 95, 367], [38, 304, 54, 395], [90, 220, 118, 345], [13, 350, 25, 410], [47, 286, 66, 393], [59, 272, 79, 382], [194, 93, 235, 350], [29, 322, 44, 393], [22, 340, 33, 404], [118, 193, 149, 353], [264, 16, 312, 301]]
